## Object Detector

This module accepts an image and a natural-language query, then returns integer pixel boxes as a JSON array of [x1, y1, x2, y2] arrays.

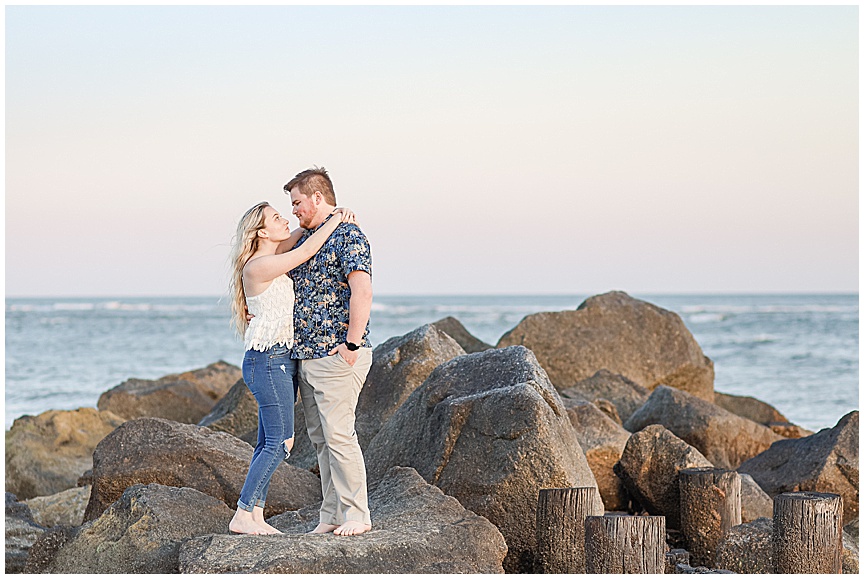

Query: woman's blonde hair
[[229, 202, 270, 336]]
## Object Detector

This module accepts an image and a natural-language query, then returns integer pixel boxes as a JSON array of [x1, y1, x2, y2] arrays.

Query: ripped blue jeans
[[237, 344, 297, 512]]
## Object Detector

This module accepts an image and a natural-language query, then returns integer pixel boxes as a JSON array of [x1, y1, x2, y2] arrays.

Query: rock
[[84, 417, 321, 522], [24, 485, 91, 528], [6, 493, 46, 573], [625, 385, 783, 469], [613, 424, 713, 529], [22, 526, 79, 573], [714, 516, 859, 574], [5, 408, 126, 500], [97, 361, 240, 423], [40, 484, 233, 573], [179, 466, 507, 573], [845, 517, 859, 542], [561, 370, 650, 424], [714, 517, 773, 573], [197, 378, 258, 438], [288, 324, 466, 470], [768, 422, 814, 439], [740, 474, 773, 523], [430, 316, 493, 353], [497, 291, 715, 400], [714, 391, 787, 425], [738, 411, 859, 524], [365, 346, 602, 573], [563, 398, 631, 510]]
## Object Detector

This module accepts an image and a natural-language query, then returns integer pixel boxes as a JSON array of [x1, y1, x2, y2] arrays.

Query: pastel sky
[[6, 5, 858, 296]]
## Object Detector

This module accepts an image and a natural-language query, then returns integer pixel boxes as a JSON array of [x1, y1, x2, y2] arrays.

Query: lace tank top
[[243, 274, 295, 352]]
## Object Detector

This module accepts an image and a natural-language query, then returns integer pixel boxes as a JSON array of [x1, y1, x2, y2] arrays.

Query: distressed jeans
[[237, 344, 296, 512]]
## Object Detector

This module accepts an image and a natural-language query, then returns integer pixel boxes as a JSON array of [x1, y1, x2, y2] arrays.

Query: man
[[285, 167, 374, 536]]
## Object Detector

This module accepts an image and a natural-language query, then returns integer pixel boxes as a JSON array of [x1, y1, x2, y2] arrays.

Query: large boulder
[[24, 485, 91, 528], [197, 378, 258, 438], [563, 398, 631, 510], [39, 484, 233, 573], [497, 291, 715, 400], [431, 316, 493, 353], [738, 410, 859, 524], [740, 474, 773, 523], [5, 407, 125, 499], [560, 369, 650, 424], [97, 361, 240, 423], [83, 417, 321, 522], [613, 424, 713, 529], [624, 385, 783, 469], [288, 324, 466, 470], [179, 466, 507, 573], [5, 493, 46, 573], [714, 391, 812, 439], [365, 345, 602, 573]]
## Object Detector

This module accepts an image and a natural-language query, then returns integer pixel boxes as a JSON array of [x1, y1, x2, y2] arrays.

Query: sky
[[5, 5, 859, 296]]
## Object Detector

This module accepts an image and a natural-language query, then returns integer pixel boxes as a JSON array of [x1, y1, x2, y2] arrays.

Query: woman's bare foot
[[334, 521, 372, 536], [229, 508, 268, 535], [252, 506, 283, 535], [309, 522, 339, 534]]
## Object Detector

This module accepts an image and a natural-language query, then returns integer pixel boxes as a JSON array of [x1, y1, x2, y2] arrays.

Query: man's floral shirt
[[289, 217, 372, 359]]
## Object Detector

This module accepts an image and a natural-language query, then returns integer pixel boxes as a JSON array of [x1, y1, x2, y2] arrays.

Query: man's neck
[[308, 206, 337, 230]]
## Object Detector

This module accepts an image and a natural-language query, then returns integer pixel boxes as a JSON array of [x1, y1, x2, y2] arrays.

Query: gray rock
[[431, 316, 493, 353], [613, 424, 713, 529], [179, 466, 507, 573], [845, 517, 859, 542], [40, 484, 233, 573], [5, 407, 125, 500], [5, 493, 46, 573], [497, 291, 715, 400], [24, 485, 91, 528], [98, 361, 240, 424], [740, 474, 773, 523], [625, 385, 783, 469], [714, 517, 773, 573], [84, 417, 321, 522], [22, 526, 79, 573], [365, 346, 602, 573], [198, 378, 259, 438], [288, 323, 466, 470], [738, 411, 858, 525], [714, 391, 788, 425], [563, 398, 631, 511], [561, 369, 650, 423], [843, 530, 859, 574]]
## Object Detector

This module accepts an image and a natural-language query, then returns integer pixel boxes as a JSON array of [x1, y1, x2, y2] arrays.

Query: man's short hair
[[284, 167, 336, 205]]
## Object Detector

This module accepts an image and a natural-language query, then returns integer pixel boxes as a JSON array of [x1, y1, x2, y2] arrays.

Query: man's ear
[[312, 191, 322, 205]]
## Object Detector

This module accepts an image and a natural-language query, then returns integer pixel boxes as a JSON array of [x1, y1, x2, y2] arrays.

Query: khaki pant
[[297, 348, 373, 526]]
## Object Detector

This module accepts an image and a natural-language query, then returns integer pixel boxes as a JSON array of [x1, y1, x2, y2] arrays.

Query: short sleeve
[[338, 224, 372, 279]]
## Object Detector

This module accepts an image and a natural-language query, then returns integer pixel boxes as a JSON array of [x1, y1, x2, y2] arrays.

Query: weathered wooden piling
[[773, 491, 843, 574], [535, 487, 602, 573], [584, 515, 666, 574], [679, 467, 741, 567]]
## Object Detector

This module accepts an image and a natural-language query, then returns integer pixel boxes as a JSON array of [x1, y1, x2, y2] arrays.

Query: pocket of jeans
[[269, 344, 291, 359]]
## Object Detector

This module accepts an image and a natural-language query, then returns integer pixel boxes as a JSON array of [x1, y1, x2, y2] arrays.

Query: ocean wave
[[681, 304, 858, 315], [687, 313, 727, 323]]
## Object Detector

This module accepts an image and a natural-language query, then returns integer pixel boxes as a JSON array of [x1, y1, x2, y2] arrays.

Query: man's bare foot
[[252, 506, 283, 535], [308, 522, 339, 534], [334, 521, 372, 536]]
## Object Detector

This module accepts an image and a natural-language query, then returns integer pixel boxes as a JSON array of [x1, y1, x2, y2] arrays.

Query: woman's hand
[[333, 207, 357, 225]]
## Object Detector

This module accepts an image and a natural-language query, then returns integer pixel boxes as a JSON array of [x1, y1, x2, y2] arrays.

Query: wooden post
[[679, 467, 741, 567], [535, 487, 602, 573], [665, 549, 690, 574], [773, 491, 843, 574], [584, 515, 666, 574]]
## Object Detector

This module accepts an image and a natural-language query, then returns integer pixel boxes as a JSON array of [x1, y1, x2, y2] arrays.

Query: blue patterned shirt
[[289, 216, 372, 359]]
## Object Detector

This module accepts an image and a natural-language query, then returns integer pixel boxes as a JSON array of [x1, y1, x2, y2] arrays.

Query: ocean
[[5, 294, 858, 432]]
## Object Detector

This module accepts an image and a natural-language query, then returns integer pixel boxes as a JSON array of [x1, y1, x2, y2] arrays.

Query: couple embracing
[[227, 167, 373, 537]]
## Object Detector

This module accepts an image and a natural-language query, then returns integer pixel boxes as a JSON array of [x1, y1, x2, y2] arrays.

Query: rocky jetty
[[84, 417, 321, 521], [5, 408, 125, 500], [180, 467, 508, 573], [560, 369, 650, 424], [625, 385, 783, 469], [497, 291, 716, 400], [97, 361, 240, 424], [430, 315, 494, 353], [366, 345, 602, 573], [739, 410, 859, 524]]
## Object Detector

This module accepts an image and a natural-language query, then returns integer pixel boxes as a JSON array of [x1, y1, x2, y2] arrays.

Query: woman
[[227, 201, 355, 535]]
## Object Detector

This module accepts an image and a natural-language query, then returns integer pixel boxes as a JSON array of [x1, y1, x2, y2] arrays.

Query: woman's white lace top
[[243, 274, 295, 352]]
